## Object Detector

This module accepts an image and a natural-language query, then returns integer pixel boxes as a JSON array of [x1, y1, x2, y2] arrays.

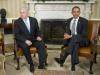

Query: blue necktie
[[24, 19, 30, 32]]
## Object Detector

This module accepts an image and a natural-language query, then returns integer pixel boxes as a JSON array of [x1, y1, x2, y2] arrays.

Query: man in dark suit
[[54, 6, 89, 71], [14, 6, 46, 73]]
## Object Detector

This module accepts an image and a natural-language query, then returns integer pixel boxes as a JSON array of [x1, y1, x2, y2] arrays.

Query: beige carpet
[[33, 69, 85, 75], [5, 52, 100, 75]]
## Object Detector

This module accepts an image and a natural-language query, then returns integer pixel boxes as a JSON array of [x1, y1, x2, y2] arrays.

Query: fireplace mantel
[[26, 1, 95, 24], [26, 1, 95, 4]]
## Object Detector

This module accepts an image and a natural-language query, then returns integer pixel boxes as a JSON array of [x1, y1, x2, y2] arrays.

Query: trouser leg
[[71, 43, 79, 65], [65, 36, 78, 54], [66, 35, 85, 64], [18, 42, 33, 64], [62, 52, 69, 61], [32, 41, 46, 65]]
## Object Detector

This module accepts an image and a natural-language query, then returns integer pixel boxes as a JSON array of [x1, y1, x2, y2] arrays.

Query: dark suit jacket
[[14, 17, 41, 43], [65, 17, 89, 47]]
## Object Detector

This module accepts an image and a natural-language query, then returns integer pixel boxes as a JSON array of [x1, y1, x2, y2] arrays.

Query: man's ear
[[29, 11, 30, 14]]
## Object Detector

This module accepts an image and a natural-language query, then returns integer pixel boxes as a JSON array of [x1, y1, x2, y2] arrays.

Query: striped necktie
[[71, 20, 76, 35]]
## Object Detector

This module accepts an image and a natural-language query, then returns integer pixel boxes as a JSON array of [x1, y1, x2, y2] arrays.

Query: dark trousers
[[17, 40, 46, 65], [64, 35, 86, 64]]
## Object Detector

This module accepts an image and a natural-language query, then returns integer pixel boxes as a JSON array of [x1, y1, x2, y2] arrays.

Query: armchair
[[60, 21, 100, 74], [12, 19, 48, 70]]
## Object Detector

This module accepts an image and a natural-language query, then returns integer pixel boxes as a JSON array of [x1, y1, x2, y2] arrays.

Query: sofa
[[0, 54, 6, 75]]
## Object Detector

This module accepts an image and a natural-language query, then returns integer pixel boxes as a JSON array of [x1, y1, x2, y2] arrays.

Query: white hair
[[20, 6, 29, 12]]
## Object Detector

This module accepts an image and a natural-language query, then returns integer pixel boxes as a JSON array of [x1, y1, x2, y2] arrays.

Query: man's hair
[[72, 6, 80, 11], [20, 6, 29, 12]]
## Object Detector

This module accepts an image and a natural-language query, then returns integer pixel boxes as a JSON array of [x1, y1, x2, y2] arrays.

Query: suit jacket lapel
[[29, 17, 33, 34], [67, 18, 72, 35], [77, 17, 81, 31], [20, 18, 30, 34]]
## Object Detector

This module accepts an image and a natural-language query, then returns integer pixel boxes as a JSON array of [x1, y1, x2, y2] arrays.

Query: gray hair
[[20, 6, 29, 12]]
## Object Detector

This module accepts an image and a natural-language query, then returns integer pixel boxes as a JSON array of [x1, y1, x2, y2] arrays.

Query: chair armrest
[[93, 36, 99, 41]]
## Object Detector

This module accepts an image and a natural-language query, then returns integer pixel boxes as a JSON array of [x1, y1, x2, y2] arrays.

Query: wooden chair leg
[[16, 57, 20, 70], [94, 53, 97, 63], [13, 49, 16, 60], [2, 42, 5, 55], [89, 60, 93, 74], [34, 54, 36, 57]]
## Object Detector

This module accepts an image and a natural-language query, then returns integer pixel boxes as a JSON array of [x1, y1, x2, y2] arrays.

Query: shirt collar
[[23, 17, 29, 22], [73, 17, 79, 21]]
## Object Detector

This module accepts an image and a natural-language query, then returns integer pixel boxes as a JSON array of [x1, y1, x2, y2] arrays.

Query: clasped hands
[[64, 33, 72, 40], [25, 37, 42, 46]]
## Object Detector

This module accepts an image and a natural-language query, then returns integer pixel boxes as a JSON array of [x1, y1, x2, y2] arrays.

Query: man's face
[[71, 8, 80, 19], [20, 8, 29, 19]]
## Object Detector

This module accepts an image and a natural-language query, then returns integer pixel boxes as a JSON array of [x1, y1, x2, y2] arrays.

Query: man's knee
[[71, 35, 79, 43], [72, 35, 78, 39], [21, 43, 29, 50], [37, 41, 45, 47]]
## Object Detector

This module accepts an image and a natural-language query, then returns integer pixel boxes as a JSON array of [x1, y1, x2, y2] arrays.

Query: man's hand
[[25, 40, 32, 46], [64, 33, 72, 40], [37, 37, 42, 41]]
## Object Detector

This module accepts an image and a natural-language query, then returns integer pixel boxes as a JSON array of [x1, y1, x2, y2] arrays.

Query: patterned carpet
[[5, 43, 14, 52], [0, 43, 100, 75], [5, 52, 100, 75]]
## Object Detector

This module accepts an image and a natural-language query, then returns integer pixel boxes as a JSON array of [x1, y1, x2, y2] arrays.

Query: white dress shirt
[[23, 17, 30, 29], [70, 17, 79, 35]]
